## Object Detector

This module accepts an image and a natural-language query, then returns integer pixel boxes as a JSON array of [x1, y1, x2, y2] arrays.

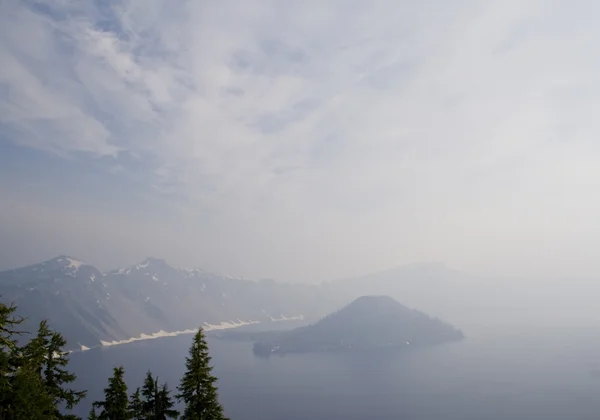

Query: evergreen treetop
[[176, 328, 228, 420], [23, 320, 87, 414], [94, 366, 131, 420], [139, 370, 179, 420], [156, 382, 179, 420], [128, 388, 143, 420]]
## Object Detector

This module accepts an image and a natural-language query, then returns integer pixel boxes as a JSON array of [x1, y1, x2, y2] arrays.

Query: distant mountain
[[319, 263, 486, 328], [0, 256, 472, 352], [0, 256, 341, 350], [251, 295, 464, 356]]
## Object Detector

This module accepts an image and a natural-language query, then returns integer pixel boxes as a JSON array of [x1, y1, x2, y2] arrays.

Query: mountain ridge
[[0, 256, 341, 350]]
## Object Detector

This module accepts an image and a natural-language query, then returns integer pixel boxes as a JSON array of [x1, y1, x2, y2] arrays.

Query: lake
[[69, 321, 600, 419]]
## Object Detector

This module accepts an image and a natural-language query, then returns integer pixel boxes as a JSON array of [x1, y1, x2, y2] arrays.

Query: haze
[[2, 0, 600, 282]]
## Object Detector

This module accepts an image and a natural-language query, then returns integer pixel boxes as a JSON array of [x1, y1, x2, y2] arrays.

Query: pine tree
[[176, 328, 227, 420], [4, 362, 55, 420], [128, 388, 143, 420], [0, 301, 23, 350], [156, 383, 179, 420], [0, 302, 20, 419], [141, 371, 158, 419], [22, 320, 86, 418], [0, 301, 85, 420], [0, 300, 24, 414], [0, 301, 51, 420], [141, 371, 179, 419], [94, 366, 131, 420]]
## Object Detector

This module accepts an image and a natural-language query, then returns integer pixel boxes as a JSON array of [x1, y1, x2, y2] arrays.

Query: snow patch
[[65, 258, 84, 271], [137, 261, 150, 270], [80, 345, 90, 351], [90, 274, 96, 283], [152, 275, 159, 281], [183, 268, 205, 275]]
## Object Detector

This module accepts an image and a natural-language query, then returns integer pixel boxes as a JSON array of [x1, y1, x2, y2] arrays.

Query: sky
[[1, 0, 600, 282]]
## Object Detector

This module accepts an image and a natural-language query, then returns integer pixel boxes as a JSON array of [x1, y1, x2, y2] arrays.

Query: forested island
[[245, 296, 464, 356]]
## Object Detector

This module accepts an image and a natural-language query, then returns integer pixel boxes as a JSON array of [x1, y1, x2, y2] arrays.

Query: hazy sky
[[1, 0, 600, 281]]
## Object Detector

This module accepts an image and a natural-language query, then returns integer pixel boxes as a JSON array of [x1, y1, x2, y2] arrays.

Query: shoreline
[[74, 315, 305, 353]]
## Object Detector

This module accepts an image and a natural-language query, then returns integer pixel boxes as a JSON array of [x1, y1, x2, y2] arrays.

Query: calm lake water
[[69, 322, 600, 420]]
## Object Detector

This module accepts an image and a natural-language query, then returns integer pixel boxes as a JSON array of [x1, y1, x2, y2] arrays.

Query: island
[[249, 295, 464, 356]]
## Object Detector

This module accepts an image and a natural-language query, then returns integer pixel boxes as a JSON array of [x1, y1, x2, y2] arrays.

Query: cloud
[[2, 0, 600, 280]]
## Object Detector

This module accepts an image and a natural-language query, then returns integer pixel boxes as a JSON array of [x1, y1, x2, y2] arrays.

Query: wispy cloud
[[2, 0, 600, 280]]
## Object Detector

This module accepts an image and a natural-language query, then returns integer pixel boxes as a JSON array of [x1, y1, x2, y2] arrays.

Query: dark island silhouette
[[249, 295, 464, 356]]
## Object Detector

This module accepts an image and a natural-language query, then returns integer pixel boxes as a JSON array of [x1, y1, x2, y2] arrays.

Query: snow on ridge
[[225, 275, 245, 280], [182, 268, 206, 277], [270, 314, 304, 322], [65, 257, 85, 272]]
